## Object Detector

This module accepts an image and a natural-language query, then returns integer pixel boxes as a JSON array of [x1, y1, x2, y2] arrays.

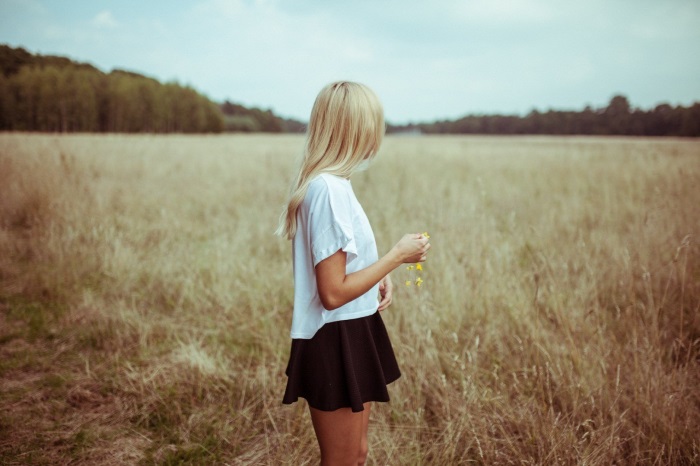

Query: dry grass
[[1, 133, 699, 465]]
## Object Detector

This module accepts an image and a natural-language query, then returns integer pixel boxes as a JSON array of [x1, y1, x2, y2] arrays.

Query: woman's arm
[[315, 234, 430, 311]]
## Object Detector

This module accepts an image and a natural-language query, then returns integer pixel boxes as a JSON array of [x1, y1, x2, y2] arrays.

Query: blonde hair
[[276, 81, 385, 239]]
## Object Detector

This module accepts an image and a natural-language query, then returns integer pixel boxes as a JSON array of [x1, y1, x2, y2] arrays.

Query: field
[[1, 133, 699, 465]]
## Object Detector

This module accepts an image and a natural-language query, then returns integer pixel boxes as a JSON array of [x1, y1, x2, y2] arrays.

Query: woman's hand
[[392, 233, 431, 264], [377, 274, 393, 311], [315, 233, 430, 311]]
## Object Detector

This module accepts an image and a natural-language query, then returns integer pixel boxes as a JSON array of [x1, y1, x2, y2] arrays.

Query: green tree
[[604, 95, 632, 134], [0, 73, 10, 129]]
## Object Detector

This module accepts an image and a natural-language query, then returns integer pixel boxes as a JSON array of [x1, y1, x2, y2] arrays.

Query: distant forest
[[388, 96, 700, 137], [0, 45, 302, 133], [1, 44, 698, 136]]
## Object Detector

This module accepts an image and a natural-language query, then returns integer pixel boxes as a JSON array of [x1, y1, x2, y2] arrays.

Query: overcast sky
[[1, 0, 699, 123]]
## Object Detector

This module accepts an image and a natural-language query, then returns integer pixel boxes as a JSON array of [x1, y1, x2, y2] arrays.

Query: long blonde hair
[[276, 81, 385, 239]]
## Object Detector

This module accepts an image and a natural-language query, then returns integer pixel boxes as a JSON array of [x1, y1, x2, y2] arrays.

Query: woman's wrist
[[384, 247, 404, 269]]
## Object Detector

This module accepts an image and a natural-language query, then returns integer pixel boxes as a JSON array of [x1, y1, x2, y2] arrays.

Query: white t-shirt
[[290, 173, 380, 339]]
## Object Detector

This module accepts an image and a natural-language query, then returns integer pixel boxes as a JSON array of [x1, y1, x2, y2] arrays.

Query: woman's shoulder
[[308, 173, 349, 195], [304, 173, 352, 208]]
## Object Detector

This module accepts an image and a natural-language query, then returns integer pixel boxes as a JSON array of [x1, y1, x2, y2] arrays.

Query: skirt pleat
[[282, 311, 401, 413]]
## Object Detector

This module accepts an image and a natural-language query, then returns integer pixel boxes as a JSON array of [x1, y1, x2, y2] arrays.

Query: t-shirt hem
[[289, 306, 378, 339]]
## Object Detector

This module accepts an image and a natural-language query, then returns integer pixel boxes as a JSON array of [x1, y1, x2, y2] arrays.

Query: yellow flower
[[415, 277, 424, 287], [422, 231, 430, 239], [416, 263, 423, 271], [405, 280, 412, 286], [407, 265, 414, 271]]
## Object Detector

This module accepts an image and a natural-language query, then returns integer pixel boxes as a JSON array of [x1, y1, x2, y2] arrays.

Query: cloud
[[91, 10, 118, 29]]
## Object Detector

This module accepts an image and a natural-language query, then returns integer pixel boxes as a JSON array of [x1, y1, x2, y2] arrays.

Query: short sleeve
[[306, 178, 357, 267]]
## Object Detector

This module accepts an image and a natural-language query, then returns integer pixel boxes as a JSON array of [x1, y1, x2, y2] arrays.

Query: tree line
[[388, 95, 700, 137], [0, 45, 304, 134], [0, 45, 224, 133], [2, 45, 697, 136], [221, 100, 305, 133]]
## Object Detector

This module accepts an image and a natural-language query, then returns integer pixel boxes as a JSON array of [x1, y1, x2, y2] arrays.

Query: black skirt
[[282, 311, 401, 413]]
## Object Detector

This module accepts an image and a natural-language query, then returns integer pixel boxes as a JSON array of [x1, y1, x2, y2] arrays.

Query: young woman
[[277, 81, 431, 465]]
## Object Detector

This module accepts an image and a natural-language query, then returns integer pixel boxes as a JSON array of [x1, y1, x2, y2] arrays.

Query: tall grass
[[1, 133, 698, 465]]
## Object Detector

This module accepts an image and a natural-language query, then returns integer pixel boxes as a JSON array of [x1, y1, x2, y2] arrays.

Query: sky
[[1, 0, 699, 124]]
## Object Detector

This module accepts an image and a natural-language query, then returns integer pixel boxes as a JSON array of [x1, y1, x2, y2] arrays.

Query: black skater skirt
[[282, 310, 401, 413]]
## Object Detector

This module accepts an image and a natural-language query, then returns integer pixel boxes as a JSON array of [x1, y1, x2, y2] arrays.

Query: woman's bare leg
[[309, 402, 371, 466], [359, 402, 371, 465]]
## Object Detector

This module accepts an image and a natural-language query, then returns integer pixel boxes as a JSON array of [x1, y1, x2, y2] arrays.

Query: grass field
[[1, 133, 699, 465]]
